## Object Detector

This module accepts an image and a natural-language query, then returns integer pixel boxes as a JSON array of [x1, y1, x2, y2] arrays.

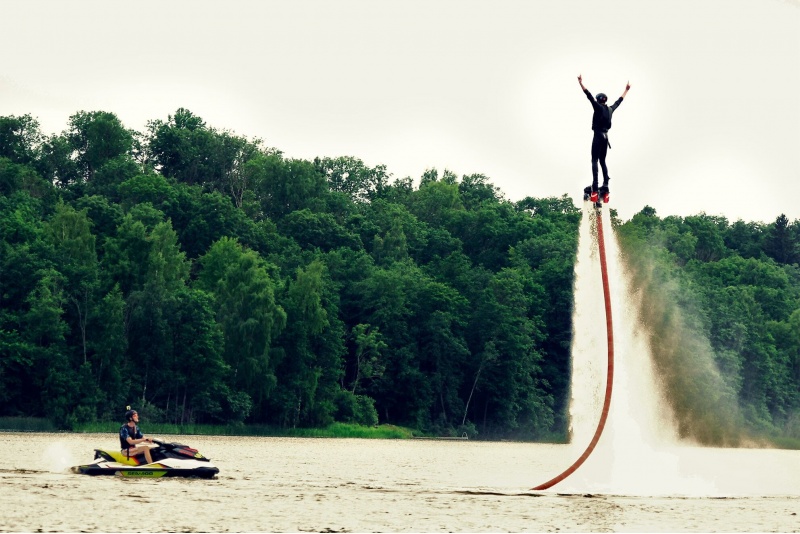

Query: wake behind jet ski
[[71, 438, 219, 478]]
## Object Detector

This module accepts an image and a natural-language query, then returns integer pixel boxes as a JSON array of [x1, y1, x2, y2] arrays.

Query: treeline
[[0, 110, 579, 438], [1, 110, 798, 444], [617, 208, 800, 444]]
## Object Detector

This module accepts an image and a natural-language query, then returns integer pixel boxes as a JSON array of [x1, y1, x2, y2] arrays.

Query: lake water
[[0, 432, 798, 532]]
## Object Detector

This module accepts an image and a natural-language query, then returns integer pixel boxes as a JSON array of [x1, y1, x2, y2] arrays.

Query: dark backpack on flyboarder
[[600, 105, 612, 131]]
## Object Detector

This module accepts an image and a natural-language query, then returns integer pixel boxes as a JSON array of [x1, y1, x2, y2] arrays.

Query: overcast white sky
[[2, 0, 799, 222]]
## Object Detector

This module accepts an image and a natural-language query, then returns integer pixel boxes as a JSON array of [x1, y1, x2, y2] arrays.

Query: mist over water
[[558, 204, 716, 496]]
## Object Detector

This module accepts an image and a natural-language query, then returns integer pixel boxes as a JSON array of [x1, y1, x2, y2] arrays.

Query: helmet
[[596, 93, 608, 104], [124, 406, 137, 422]]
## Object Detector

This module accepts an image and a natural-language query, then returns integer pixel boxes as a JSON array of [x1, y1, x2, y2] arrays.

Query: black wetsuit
[[584, 89, 623, 191]]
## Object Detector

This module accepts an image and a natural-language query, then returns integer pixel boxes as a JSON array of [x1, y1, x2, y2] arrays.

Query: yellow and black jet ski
[[71, 439, 219, 478]]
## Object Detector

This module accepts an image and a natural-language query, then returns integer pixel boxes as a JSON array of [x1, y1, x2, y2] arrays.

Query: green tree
[[74, 195, 124, 247], [272, 260, 345, 427], [0, 114, 43, 166], [253, 155, 328, 218], [66, 111, 134, 183], [458, 173, 501, 209], [279, 209, 361, 252], [22, 269, 72, 422], [229, 148, 282, 214], [765, 214, 799, 265], [100, 212, 153, 296], [148, 108, 264, 200], [0, 158, 54, 202], [0, 193, 55, 415], [123, 219, 191, 408], [371, 218, 409, 266], [414, 277, 470, 431], [723, 219, 764, 259], [349, 324, 387, 395], [683, 214, 728, 262], [316, 156, 389, 203], [89, 284, 128, 419], [45, 201, 98, 364], [196, 237, 286, 419], [117, 173, 176, 210], [508, 200, 580, 433], [469, 268, 552, 437], [37, 134, 80, 188], [147, 108, 213, 186], [163, 287, 229, 424], [409, 178, 463, 228]]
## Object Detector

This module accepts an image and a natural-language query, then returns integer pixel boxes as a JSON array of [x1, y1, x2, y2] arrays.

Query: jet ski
[[71, 438, 219, 478]]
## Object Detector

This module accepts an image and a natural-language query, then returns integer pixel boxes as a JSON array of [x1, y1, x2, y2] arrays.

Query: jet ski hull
[[72, 463, 219, 478]]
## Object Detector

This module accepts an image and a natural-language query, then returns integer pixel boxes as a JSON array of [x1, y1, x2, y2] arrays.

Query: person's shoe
[[599, 185, 610, 204]]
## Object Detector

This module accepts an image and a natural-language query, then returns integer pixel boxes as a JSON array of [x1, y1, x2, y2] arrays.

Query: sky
[[2, 0, 799, 223]]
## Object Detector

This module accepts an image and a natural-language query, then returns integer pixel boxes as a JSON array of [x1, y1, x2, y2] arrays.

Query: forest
[[1, 110, 798, 444]]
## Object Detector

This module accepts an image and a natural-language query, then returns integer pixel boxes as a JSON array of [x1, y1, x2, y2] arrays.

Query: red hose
[[532, 207, 614, 490]]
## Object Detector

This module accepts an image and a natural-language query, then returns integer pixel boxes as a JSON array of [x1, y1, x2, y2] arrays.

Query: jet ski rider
[[120, 408, 153, 464], [577, 74, 630, 195]]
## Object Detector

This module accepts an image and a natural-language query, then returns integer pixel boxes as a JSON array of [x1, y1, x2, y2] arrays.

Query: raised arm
[[578, 74, 598, 108], [621, 81, 631, 99]]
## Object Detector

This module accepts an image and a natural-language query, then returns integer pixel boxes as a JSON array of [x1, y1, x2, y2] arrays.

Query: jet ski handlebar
[[151, 438, 189, 450]]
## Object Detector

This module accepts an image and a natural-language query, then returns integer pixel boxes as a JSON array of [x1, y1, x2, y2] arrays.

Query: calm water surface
[[0, 432, 798, 532]]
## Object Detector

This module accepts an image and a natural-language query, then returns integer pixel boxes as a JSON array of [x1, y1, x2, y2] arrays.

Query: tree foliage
[[1, 110, 798, 446]]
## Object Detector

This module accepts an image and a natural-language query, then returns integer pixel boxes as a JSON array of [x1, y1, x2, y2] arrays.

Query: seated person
[[120, 408, 153, 464]]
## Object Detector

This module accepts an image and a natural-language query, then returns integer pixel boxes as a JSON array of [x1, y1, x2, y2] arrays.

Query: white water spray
[[42, 441, 76, 473], [559, 204, 715, 495]]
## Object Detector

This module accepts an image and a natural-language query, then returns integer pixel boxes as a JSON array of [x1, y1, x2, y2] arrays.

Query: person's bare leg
[[129, 445, 153, 464]]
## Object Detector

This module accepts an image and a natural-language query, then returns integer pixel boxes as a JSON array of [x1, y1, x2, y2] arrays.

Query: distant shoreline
[[3, 418, 796, 448], [0, 417, 561, 443], [0, 417, 419, 439]]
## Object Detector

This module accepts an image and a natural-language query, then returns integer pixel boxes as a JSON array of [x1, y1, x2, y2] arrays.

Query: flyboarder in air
[[578, 75, 630, 203]]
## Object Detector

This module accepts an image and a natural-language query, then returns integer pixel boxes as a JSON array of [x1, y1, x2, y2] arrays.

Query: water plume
[[618, 220, 747, 446], [557, 204, 717, 495]]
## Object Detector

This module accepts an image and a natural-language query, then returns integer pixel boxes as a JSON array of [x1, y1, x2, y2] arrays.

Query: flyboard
[[531, 186, 615, 491]]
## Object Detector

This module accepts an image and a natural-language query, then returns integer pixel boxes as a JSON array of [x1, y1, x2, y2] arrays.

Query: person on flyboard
[[578, 75, 630, 204]]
